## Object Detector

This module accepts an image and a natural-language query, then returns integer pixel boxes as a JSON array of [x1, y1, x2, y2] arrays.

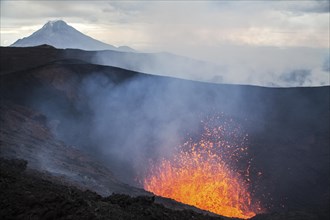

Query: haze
[[1, 0, 329, 86]]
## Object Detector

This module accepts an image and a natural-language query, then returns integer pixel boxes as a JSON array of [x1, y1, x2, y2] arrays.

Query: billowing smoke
[[75, 73, 241, 184], [25, 54, 329, 213], [31, 67, 260, 184], [91, 46, 329, 87]]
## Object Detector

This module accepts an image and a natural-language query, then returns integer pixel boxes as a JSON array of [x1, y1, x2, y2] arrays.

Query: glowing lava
[[144, 114, 262, 219]]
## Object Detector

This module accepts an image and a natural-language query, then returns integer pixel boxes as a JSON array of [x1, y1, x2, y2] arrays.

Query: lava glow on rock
[[144, 114, 263, 219]]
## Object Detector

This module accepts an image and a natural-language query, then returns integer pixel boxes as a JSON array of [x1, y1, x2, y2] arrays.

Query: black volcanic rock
[[0, 46, 224, 83], [0, 158, 223, 220]]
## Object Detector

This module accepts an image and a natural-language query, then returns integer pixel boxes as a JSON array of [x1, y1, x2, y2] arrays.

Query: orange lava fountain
[[144, 114, 262, 219]]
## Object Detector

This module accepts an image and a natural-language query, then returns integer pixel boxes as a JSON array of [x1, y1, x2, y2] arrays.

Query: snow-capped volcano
[[11, 20, 134, 52]]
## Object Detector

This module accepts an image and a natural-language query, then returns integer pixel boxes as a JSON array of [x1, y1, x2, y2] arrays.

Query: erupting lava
[[144, 114, 262, 219]]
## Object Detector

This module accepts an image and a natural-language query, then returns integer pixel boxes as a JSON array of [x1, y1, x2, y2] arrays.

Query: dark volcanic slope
[[1, 46, 329, 219], [0, 158, 223, 220], [0, 101, 148, 197], [0, 46, 223, 82]]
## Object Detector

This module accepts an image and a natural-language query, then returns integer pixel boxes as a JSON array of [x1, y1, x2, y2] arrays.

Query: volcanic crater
[[0, 46, 329, 220]]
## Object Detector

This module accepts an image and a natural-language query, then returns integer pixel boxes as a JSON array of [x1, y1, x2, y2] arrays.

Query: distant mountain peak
[[36, 20, 74, 35], [45, 19, 66, 26], [11, 20, 135, 52], [42, 20, 69, 29]]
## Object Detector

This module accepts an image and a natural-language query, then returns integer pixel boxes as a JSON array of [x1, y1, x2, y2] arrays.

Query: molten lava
[[144, 114, 262, 219]]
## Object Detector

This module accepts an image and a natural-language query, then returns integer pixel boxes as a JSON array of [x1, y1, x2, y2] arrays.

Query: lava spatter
[[144, 114, 263, 219]]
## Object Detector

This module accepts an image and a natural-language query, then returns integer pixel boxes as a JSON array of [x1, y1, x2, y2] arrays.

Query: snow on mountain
[[11, 20, 135, 52]]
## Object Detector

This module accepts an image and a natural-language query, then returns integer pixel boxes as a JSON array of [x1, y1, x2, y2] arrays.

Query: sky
[[0, 0, 329, 86]]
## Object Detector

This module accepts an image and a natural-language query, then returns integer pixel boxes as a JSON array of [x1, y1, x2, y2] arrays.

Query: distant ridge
[[11, 20, 135, 52]]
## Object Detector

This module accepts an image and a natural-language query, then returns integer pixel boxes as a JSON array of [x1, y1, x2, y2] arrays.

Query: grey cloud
[[1, 1, 106, 24], [209, 1, 329, 14], [233, 1, 328, 14], [101, 1, 148, 23], [288, 1, 330, 14], [107, 1, 147, 13], [268, 1, 329, 17]]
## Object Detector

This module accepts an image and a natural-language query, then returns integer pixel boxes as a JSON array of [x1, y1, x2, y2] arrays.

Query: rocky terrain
[[0, 46, 329, 219], [0, 158, 223, 220], [0, 45, 223, 82], [0, 101, 147, 197]]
